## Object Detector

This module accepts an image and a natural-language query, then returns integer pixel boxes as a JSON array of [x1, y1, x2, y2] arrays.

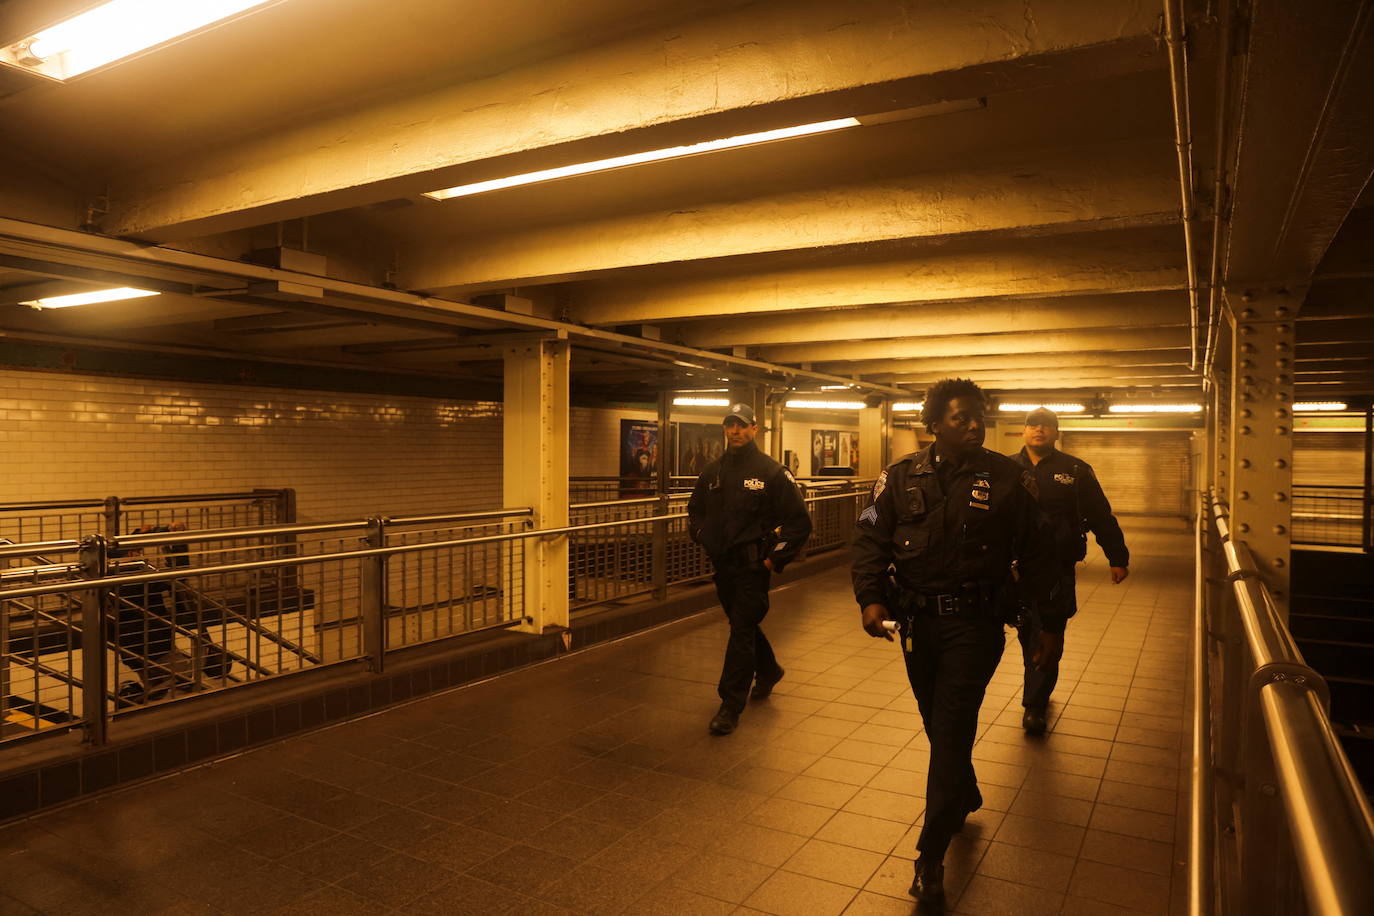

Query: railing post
[[652, 495, 669, 600], [78, 535, 109, 745], [361, 516, 387, 673]]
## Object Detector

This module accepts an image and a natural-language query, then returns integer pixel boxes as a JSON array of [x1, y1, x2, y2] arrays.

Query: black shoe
[[708, 704, 740, 736], [751, 667, 784, 700], [909, 857, 946, 908], [1022, 706, 1048, 735]]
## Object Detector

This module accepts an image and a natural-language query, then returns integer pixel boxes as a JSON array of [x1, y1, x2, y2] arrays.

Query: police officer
[[852, 379, 1057, 909], [1013, 407, 1130, 734], [688, 402, 812, 736]]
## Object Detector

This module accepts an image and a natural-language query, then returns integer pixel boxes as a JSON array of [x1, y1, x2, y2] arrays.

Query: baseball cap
[[723, 403, 757, 425], [1025, 407, 1059, 427]]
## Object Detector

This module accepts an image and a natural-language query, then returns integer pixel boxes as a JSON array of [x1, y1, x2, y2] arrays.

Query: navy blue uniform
[[852, 444, 1055, 861], [689, 440, 812, 713], [1011, 446, 1129, 710]]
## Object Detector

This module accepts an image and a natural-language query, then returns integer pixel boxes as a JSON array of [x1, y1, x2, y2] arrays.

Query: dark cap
[[1025, 407, 1059, 427], [723, 403, 757, 425]]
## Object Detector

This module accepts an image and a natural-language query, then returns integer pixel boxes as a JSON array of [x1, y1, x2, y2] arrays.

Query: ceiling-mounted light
[[1293, 402, 1348, 412], [672, 397, 729, 407], [892, 402, 924, 412], [1, 0, 278, 81], [425, 118, 861, 201], [999, 402, 1087, 413], [19, 287, 160, 309], [820, 385, 854, 391], [1108, 403, 1202, 414], [785, 400, 865, 410]]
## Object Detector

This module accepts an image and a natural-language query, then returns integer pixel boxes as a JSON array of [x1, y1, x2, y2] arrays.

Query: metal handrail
[[110, 508, 533, 549], [1190, 495, 1214, 915], [1198, 493, 1374, 914], [0, 491, 283, 512]]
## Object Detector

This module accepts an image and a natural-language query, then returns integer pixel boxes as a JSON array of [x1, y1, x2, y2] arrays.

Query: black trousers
[[713, 562, 780, 713], [902, 611, 1006, 861], [1018, 566, 1078, 710]]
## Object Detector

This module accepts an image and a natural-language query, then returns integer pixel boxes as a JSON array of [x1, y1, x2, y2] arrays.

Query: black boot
[[1022, 705, 1048, 735], [909, 856, 946, 909], [751, 666, 784, 700], [708, 703, 740, 736]]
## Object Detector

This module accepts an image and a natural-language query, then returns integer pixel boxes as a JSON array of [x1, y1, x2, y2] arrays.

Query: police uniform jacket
[[851, 444, 1063, 632], [688, 440, 812, 572], [1012, 447, 1129, 569]]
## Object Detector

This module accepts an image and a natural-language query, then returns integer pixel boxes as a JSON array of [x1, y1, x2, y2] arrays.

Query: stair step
[[1298, 639, 1374, 681], [1327, 677, 1374, 728], [1291, 615, 1374, 643]]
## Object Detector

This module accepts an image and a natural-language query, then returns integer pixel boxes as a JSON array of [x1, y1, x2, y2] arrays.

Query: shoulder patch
[[859, 504, 879, 526], [872, 470, 887, 501], [783, 468, 796, 484]]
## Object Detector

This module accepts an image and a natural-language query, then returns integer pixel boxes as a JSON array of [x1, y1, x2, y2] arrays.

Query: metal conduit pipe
[[1260, 681, 1374, 915], [1203, 0, 1236, 379], [1164, 0, 1202, 371], [1190, 497, 1215, 916]]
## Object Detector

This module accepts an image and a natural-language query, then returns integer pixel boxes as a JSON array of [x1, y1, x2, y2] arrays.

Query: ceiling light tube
[[998, 402, 1087, 413], [1107, 404, 1202, 414], [1293, 402, 1348, 412], [785, 400, 865, 410], [892, 402, 924, 412], [19, 287, 160, 309], [672, 397, 730, 407], [2, 0, 277, 81], [425, 118, 861, 201]]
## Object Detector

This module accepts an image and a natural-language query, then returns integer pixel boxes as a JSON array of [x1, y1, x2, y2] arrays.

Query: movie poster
[[619, 419, 658, 496], [811, 429, 860, 475], [676, 422, 725, 477]]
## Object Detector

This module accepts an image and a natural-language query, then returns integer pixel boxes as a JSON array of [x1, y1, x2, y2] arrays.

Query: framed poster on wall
[[676, 422, 724, 477], [811, 429, 860, 475], [619, 419, 658, 496]]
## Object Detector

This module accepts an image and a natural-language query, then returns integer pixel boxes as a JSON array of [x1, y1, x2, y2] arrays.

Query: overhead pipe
[[1164, 0, 1202, 371], [1204, 0, 1237, 380]]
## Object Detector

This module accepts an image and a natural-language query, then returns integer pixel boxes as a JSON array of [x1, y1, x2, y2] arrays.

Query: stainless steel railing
[[2, 490, 869, 749], [1193, 492, 1374, 915]]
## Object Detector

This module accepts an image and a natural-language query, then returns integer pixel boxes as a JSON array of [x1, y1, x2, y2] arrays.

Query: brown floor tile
[[669, 851, 774, 903], [1020, 768, 1101, 802], [842, 890, 922, 915], [1008, 788, 1094, 827], [975, 840, 1077, 893], [841, 786, 923, 823], [335, 851, 457, 907], [709, 822, 810, 868], [1078, 828, 1175, 877], [782, 838, 886, 888], [1087, 803, 1175, 843], [1068, 859, 1171, 914], [628, 885, 736, 915], [804, 756, 882, 786], [814, 811, 910, 854], [954, 874, 1065, 915], [745, 796, 835, 837], [744, 870, 859, 916], [1102, 759, 1180, 791], [993, 813, 1086, 858], [776, 774, 861, 808], [1095, 780, 1178, 816]]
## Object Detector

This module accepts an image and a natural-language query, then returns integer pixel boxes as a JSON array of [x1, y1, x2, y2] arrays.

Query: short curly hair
[[921, 378, 986, 433]]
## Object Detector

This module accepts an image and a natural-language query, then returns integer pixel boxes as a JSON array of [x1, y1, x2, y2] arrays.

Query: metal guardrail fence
[[1292, 484, 1372, 550], [0, 489, 295, 544], [1, 486, 870, 750], [1192, 492, 1374, 915]]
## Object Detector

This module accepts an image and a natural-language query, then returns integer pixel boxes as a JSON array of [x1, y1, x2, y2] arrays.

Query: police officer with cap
[[852, 378, 1057, 908], [688, 402, 812, 736], [1013, 407, 1130, 734]]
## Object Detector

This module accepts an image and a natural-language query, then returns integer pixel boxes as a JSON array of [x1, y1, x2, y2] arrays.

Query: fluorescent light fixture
[[1293, 401, 1348, 412], [786, 399, 865, 410], [2, 0, 277, 81], [999, 402, 1087, 414], [892, 401, 924, 412], [19, 287, 159, 309], [425, 118, 861, 201], [820, 385, 854, 391], [1108, 403, 1202, 414], [672, 397, 729, 407]]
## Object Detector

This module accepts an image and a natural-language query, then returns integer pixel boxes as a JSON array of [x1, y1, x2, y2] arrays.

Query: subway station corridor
[[0, 520, 1191, 916]]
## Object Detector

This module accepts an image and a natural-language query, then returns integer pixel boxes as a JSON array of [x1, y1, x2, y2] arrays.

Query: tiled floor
[[0, 519, 1193, 915]]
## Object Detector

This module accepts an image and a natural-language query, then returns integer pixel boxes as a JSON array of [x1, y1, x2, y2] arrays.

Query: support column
[[1229, 290, 1298, 617], [858, 401, 888, 478], [768, 396, 784, 462], [503, 337, 570, 633]]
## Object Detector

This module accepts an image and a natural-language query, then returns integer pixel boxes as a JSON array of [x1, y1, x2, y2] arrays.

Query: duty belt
[[910, 584, 992, 617]]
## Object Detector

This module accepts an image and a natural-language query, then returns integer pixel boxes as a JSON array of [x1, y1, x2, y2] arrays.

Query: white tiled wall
[[0, 369, 504, 522]]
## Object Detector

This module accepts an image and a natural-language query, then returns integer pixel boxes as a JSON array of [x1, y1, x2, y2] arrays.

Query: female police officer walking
[[851, 379, 1058, 909]]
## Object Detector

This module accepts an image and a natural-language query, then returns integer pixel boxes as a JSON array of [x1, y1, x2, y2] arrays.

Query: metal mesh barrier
[[1292, 485, 1369, 548]]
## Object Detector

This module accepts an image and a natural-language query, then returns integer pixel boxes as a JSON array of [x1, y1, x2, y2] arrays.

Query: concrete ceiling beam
[[570, 225, 1184, 326], [673, 290, 1187, 348], [828, 349, 1190, 377], [101, 0, 1162, 240], [760, 327, 1191, 362], [402, 139, 1177, 293]]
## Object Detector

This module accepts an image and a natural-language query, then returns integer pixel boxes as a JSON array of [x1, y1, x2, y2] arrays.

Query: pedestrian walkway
[[0, 520, 1192, 915]]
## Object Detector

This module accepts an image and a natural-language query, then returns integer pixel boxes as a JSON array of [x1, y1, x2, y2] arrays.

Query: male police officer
[[1013, 407, 1130, 734], [852, 379, 1057, 908], [689, 403, 812, 736]]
